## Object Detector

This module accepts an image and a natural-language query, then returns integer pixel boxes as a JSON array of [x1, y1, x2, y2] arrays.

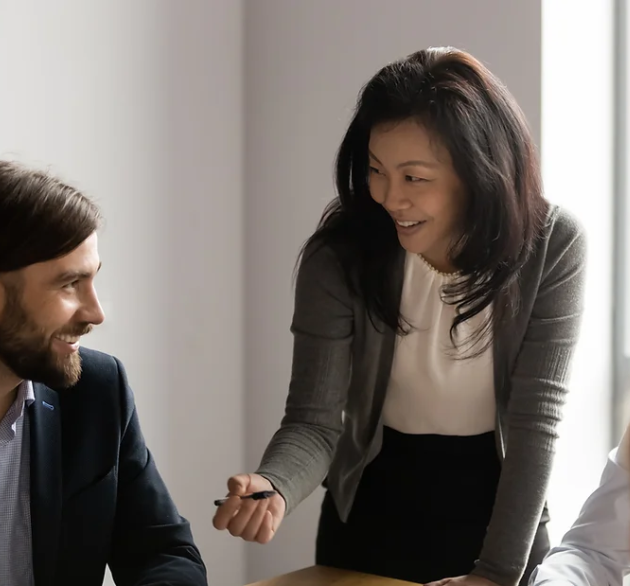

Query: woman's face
[[368, 119, 465, 273]]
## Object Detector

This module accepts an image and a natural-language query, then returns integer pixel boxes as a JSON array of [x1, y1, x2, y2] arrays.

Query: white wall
[[244, 1, 543, 582], [541, 0, 615, 547], [0, 2, 245, 585], [160, 2, 245, 585]]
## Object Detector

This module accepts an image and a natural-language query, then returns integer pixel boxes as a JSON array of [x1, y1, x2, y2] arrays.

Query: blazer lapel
[[30, 383, 62, 586]]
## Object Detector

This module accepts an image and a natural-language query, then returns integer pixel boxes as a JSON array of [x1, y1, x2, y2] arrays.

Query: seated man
[[0, 161, 207, 586], [529, 426, 630, 585]]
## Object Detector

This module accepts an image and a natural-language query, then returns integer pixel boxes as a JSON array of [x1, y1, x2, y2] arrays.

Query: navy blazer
[[29, 347, 207, 586]]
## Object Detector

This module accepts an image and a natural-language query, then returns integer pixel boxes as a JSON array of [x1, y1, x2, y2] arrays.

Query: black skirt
[[316, 426, 549, 585]]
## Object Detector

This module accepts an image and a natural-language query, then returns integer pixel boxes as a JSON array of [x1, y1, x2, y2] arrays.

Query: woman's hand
[[426, 576, 499, 586], [212, 473, 286, 544]]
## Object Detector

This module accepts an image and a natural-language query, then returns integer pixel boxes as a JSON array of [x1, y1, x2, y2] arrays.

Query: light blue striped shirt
[[0, 380, 35, 586]]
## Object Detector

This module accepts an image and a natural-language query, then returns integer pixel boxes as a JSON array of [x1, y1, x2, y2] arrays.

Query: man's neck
[[0, 366, 22, 422], [0, 386, 18, 422]]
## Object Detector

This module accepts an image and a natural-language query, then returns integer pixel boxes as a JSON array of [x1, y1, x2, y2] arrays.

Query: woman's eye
[[406, 175, 426, 183], [369, 166, 381, 174]]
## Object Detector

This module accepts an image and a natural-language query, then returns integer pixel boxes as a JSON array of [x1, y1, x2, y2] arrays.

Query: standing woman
[[213, 47, 586, 586]]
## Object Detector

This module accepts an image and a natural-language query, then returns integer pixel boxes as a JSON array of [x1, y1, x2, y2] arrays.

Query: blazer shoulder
[[63, 348, 130, 412], [57, 349, 133, 435], [76, 347, 122, 389]]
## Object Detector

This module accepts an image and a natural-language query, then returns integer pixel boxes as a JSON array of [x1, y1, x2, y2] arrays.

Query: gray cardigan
[[256, 204, 586, 586]]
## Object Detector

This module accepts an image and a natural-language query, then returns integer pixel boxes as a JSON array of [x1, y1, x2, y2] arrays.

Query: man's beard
[[0, 284, 91, 388]]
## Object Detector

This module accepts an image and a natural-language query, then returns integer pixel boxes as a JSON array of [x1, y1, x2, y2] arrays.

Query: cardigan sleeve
[[255, 241, 354, 515], [471, 208, 587, 586]]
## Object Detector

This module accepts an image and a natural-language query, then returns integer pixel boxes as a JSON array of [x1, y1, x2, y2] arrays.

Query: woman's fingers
[[212, 494, 242, 530], [240, 499, 271, 542], [255, 510, 276, 544], [227, 498, 260, 537], [213, 473, 285, 544]]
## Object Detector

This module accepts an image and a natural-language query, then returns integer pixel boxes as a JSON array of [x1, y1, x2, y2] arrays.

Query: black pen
[[214, 490, 277, 507]]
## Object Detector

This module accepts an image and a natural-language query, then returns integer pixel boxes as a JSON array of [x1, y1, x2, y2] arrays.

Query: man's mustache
[[56, 324, 93, 337]]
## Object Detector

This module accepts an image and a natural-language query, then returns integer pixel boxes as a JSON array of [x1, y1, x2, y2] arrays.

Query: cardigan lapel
[[372, 247, 407, 415]]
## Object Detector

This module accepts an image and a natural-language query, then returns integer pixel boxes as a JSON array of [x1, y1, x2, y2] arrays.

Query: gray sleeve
[[472, 210, 588, 586], [255, 243, 354, 515]]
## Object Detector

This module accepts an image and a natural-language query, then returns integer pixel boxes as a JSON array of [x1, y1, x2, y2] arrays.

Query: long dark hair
[[299, 46, 548, 352], [0, 160, 102, 273]]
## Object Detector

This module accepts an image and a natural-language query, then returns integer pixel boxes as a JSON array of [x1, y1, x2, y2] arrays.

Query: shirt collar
[[18, 380, 35, 408], [0, 380, 35, 443]]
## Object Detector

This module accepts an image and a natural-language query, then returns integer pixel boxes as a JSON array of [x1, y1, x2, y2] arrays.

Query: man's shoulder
[[50, 348, 132, 433], [60, 347, 124, 401], [78, 346, 120, 377]]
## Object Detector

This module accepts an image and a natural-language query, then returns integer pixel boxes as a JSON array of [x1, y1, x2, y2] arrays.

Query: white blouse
[[382, 252, 495, 436]]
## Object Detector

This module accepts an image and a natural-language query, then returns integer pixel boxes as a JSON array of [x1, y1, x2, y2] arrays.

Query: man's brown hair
[[0, 160, 102, 273]]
